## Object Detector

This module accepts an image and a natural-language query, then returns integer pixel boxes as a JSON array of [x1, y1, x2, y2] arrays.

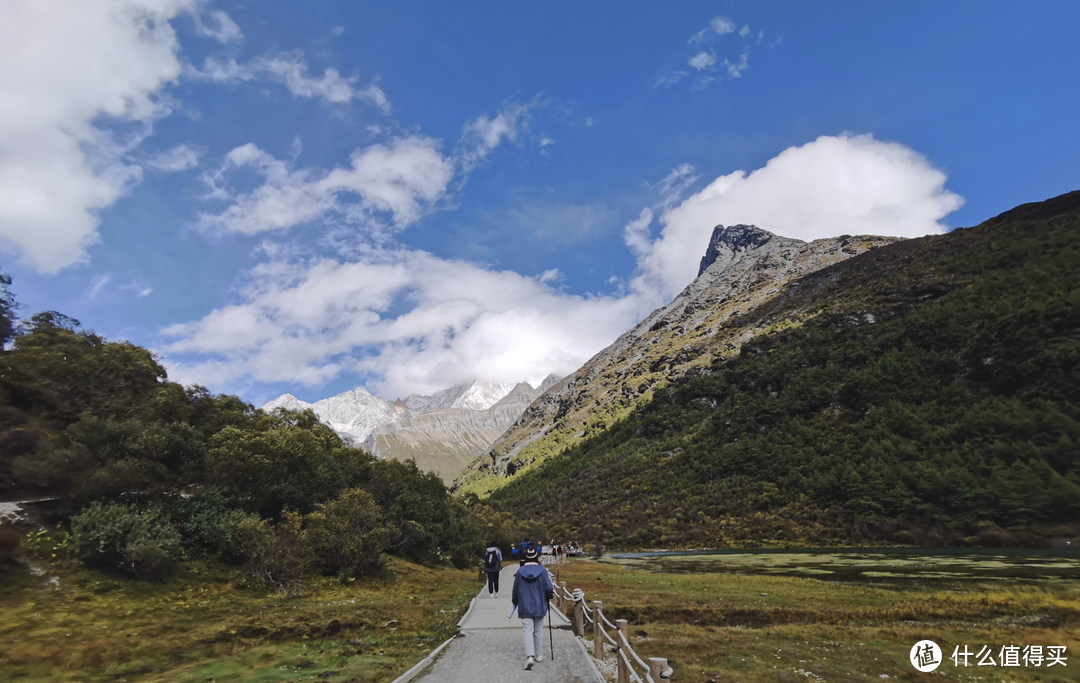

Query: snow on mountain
[[261, 393, 312, 413], [446, 381, 517, 411], [260, 388, 398, 443], [312, 388, 400, 442], [398, 381, 517, 415], [261, 380, 529, 444]]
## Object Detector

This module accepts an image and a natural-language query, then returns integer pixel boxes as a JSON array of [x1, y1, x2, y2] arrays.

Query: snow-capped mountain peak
[[259, 379, 550, 445], [446, 381, 517, 411], [261, 393, 312, 413]]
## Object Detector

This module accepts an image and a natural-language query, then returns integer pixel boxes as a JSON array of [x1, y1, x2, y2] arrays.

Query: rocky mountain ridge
[[361, 378, 560, 483], [261, 375, 560, 480], [482, 190, 1080, 548], [456, 224, 899, 494]]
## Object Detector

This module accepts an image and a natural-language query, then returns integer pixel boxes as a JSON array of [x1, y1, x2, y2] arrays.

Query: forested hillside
[[488, 191, 1080, 548], [0, 298, 517, 585]]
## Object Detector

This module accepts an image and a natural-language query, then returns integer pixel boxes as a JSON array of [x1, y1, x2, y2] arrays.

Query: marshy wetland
[[602, 547, 1080, 585], [557, 549, 1079, 682]]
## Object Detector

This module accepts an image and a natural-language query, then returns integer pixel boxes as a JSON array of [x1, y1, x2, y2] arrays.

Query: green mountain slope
[[457, 227, 899, 496], [486, 191, 1080, 548]]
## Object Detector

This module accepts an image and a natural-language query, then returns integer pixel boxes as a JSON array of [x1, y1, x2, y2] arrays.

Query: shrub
[[307, 488, 392, 578], [232, 511, 312, 595], [162, 488, 257, 559], [71, 502, 183, 578]]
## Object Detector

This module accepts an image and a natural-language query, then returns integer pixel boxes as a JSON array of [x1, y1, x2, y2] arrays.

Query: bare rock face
[[361, 378, 558, 483], [455, 225, 899, 495], [262, 376, 560, 483]]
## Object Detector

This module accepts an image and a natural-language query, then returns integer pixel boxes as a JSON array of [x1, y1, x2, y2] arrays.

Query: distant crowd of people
[[510, 538, 582, 565]]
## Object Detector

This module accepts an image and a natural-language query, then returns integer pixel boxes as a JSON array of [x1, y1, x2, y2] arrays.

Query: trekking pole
[[548, 602, 554, 660]]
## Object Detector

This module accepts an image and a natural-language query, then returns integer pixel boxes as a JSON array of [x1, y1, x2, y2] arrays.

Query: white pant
[[521, 617, 544, 658]]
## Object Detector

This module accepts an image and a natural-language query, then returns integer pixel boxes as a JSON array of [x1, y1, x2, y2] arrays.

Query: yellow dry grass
[[555, 559, 1079, 683], [0, 554, 477, 682]]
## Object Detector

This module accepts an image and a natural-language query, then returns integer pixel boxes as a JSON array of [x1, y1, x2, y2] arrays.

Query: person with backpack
[[519, 538, 531, 566], [482, 541, 503, 598], [509, 546, 554, 669]]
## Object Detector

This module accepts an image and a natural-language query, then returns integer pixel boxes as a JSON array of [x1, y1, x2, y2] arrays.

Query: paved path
[[412, 568, 602, 683]]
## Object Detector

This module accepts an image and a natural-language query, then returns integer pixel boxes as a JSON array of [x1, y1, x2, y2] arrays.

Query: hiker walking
[[483, 540, 503, 598], [509, 546, 554, 670]]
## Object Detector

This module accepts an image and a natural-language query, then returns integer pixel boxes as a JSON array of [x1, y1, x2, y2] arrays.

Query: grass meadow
[[555, 556, 1079, 683], [0, 553, 477, 682]]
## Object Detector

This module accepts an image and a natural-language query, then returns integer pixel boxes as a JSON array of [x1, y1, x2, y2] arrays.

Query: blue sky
[[2, 1, 1078, 405]]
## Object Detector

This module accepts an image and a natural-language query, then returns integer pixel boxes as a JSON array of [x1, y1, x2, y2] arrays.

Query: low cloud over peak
[[165, 134, 963, 399]]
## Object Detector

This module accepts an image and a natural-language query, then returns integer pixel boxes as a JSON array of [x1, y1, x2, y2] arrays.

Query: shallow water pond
[[600, 547, 1080, 585]]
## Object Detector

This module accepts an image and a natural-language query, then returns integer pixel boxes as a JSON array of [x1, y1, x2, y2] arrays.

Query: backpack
[[484, 548, 500, 571]]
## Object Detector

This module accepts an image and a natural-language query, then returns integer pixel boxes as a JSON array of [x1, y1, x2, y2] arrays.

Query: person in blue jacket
[[510, 546, 554, 670]]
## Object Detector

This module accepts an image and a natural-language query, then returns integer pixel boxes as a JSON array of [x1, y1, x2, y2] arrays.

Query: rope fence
[[548, 569, 674, 682]]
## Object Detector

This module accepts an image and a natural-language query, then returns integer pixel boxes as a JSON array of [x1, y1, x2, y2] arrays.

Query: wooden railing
[[548, 570, 673, 682]]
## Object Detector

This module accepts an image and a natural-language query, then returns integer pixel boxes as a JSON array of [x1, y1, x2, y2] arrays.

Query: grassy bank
[[0, 552, 477, 682], [555, 558, 1079, 683]]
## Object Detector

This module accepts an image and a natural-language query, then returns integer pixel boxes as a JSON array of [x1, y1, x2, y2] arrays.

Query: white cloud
[[192, 9, 242, 42], [332, 26, 345, 37], [740, 24, 750, 38], [631, 134, 964, 301], [694, 76, 716, 91], [457, 101, 536, 172], [0, 0, 195, 273], [539, 137, 554, 148], [121, 282, 153, 297], [166, 135, 962, 400], [723, 52, 750, 79], [146, 143, 202, 172], [690, 16, 737, 43], [622, 208, 655, 258], [711, 17, 736, 34], [655, 70, 689, 87], [186, 52, 390, 112], [689, 51, 717, 71], [162, 250, 646, 397], [198, 136, 454, 235], [89, 273, 112, 298]]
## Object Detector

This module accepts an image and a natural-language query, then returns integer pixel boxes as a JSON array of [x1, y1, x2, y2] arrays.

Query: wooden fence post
[[616, 619, 630, 683], [559, 582, 567, 613], [649, 657, 671, 680], [593, 601, 604, 659], [573, 599, 584, 637]]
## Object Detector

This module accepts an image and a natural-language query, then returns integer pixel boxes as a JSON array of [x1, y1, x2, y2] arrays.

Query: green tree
[[307, 488, 392, 578], [2, 313, 166, 420], [232, 511, 313, 595]]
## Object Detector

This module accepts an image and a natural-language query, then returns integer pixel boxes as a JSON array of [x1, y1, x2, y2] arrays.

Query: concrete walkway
[[412, 567, 603, 683]]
